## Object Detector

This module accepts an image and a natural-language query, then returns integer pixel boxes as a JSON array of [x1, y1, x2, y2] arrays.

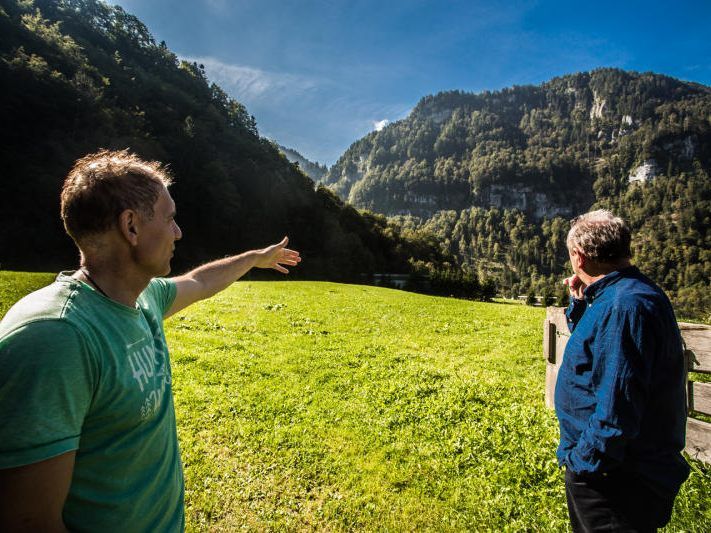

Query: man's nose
[[173, 221, 182, 240]]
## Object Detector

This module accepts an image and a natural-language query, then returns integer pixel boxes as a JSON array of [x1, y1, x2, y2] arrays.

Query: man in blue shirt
[[555, 210, 689, 532]]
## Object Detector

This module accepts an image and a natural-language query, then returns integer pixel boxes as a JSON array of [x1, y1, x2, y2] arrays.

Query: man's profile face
[[133, 186, 182, 277]]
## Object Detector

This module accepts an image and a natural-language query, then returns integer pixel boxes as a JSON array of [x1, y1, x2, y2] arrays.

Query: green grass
[[0, 271, 55, 316], [2, 271, 710, 531]]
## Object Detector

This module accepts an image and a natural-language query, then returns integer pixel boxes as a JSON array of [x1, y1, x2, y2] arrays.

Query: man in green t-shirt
[[0, 150, 301, 532]]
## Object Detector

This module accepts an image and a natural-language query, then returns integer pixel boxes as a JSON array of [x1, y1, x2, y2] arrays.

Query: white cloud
[[373, 119, 389, 131], [183, 55, 319, 103]]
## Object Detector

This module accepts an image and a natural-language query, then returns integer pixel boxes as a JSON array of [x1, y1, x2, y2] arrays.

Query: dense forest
[[0, 0, 471, 292], [324, 71, 711, 319]]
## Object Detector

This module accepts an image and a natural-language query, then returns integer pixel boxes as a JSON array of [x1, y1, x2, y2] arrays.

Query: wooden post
[[686, 418, 711, 464], [681, 323, 711, 372], [544, 307, 569, 409], [683, 323, 711, 464], [689, 382, 711, 415]]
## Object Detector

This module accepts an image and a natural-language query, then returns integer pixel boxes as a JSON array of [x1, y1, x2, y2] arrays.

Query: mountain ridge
[[323, 68, 711, 318], [324, 68, 710, 218]]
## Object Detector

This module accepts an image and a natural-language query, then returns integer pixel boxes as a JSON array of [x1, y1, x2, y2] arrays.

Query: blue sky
[[112, 0, 711, 165]]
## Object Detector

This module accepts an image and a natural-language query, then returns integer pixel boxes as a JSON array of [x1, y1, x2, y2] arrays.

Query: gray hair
[[567, 210, 632, 263]]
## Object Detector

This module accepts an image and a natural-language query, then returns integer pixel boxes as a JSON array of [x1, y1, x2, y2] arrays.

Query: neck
[[78, 255, 151, 308], [579, 259, 632, 287]]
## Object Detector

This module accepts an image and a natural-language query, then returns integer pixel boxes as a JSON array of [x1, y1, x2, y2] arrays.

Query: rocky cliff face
[[629, 160, 659, 183], [590, 92, 607, 120], [484, 185, 573, 219]]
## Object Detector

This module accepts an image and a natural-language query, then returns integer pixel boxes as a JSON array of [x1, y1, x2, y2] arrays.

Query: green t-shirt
[[0, 273, 184, 532]]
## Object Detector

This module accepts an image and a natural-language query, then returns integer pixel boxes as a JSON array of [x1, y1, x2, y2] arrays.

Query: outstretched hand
[[255, 236, 301, 274], [563, 274, 586, 300]]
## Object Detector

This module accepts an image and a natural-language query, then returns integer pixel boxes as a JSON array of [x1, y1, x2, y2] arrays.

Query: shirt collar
[[583, 265, 639, 302]]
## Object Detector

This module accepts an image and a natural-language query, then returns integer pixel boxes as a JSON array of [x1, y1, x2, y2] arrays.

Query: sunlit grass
[[0, 270, 55, 316], [2, 272, 709, 531]]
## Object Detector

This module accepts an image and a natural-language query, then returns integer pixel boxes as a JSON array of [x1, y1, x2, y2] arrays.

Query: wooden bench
[[543, 306, 711, 464]]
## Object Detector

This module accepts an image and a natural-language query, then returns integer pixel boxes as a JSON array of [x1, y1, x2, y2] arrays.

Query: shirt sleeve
[[146, 278, 177, 317], [565, 296, 587, 332], [0, 320, 96, 468], [564, 307, 653, 473]]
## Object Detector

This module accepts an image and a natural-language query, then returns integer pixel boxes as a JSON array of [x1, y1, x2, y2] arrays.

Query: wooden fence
[[543, 306, 711, 464]]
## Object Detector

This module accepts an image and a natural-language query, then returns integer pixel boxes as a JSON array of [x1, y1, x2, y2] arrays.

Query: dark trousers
[[565, 468, 675, 532]]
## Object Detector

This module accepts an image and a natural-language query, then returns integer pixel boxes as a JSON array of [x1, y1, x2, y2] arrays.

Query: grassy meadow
[[2, 271, 710, 531]]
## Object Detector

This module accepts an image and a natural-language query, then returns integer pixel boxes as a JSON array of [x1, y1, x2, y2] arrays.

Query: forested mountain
[[324, 70, 711, 319], [277, 145, 327, 182], [0, 0, 453, 283]]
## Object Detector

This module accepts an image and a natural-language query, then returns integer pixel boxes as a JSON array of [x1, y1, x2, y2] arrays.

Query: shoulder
[[1, 278, 80, 338], [145, 277, 176, 295], [138, 277, 177, 317], [609, 270, 672, 315], [603, 275, 677, 340], [0, 276, 105, 366], [0, 318, 92, 383]]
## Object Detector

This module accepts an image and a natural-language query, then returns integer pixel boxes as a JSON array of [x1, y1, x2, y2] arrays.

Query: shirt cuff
[[565, 297, 586, 325], [0, 435, 80, 469]]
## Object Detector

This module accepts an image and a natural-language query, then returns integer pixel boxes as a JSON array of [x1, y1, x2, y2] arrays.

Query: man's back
[[0, 274, 184, 532], [556, 266, 690, 495]]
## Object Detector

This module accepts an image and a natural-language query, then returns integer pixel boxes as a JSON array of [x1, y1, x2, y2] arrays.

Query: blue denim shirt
[[554, 266, 690, 495]]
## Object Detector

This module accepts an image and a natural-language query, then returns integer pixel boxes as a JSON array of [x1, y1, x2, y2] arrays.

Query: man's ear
[[571, 248, 586, 270], [118, 209, 139, 246]]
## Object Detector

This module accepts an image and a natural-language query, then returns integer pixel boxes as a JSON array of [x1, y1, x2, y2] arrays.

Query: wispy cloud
[[180, 55, 413, 164], [183, 55, 319, 103], [373, 119, 389, 131], [203, 0, 228, 13]]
